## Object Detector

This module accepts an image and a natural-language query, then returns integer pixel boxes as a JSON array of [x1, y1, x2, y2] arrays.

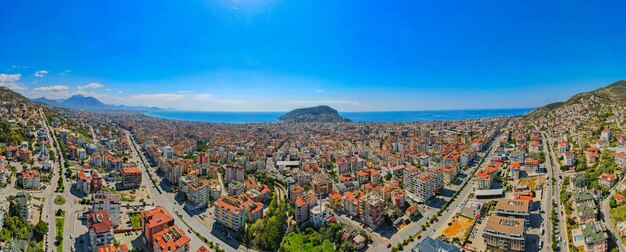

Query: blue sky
[[1, 1, 626, 111]]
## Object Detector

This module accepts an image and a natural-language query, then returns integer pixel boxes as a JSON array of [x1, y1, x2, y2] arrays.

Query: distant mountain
[[529, 80, 626, 118], [61, 94, 108, 109], [30, 94, 163, 112], [279, 105, 351, 123], [32, 97, 62, 106]]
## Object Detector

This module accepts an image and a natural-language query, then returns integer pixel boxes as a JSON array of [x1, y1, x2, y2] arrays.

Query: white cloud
[[190, 93, 214, 101], [130, 93, 187, 102], [0, 73, 26, 91], [315, 89, 323, 93], [0, 73, 21, 83], [78, 82, 104, 90], [64, 70, 72, 73], [34, 70, 49, 77], [33, 85, 69, 92]]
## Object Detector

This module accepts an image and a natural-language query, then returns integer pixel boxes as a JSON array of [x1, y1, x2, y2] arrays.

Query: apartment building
[[165, 160, 182, 184], [92, 192, 121, 227], [359, 191, 385, 230], [494, 199, 530, 223], [225, 165, 244, 184], [476, 170, 492, 190], [141, 206, 175, 249], [152, 225, 191, 252], [404, 168, 434, 203], [429, 168, 444, 193], [15, 192, 33, 220], [311, 173, 333, 197], [77, 169, 102, 194], [121, 167, 142, 188], [179, 177, 209, 209], [483, 215, 526, 252], [88, 210, 115, 251], [295, 194, 317, 224], [441, 166, 458, 185], [214, 196, 247, 231], [581, 220, 609, 252]]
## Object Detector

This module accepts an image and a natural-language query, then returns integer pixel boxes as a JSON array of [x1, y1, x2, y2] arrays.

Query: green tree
[[33, 221, 48, 241], [610, 197, 617, 208]]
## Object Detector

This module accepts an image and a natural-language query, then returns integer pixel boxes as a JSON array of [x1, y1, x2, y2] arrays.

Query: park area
[[440, 215, 475, 243], [281, 233, 335, 252], [610, 204, 626, 222]]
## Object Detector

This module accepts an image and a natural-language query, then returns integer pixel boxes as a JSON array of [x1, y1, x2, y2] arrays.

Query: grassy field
[[121, 193, 133, 202], [55, 217, 65, 252], [130, 212, 141, 228], [281, 233, 335, 252], [610, 204, 626, 222], [54, 195, 66, 205]]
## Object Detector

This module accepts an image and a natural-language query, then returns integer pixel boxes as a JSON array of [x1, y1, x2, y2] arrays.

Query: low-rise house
[[19, 170, 40, 189], [617, 221, 626, 237], [461, 200, 483, 218], [616, 152, 626, 168], [598, 173, 617, 188]]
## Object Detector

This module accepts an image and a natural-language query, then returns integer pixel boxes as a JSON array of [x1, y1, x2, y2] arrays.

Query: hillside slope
[[528, 80, 626, 118], [0, 86, 30, 104]]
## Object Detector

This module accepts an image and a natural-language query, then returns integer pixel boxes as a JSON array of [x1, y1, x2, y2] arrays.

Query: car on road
[[387, 244, 391, 248]]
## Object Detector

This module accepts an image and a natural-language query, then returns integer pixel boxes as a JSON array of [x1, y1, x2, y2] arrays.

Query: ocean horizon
[[146, 108, 533, 123]]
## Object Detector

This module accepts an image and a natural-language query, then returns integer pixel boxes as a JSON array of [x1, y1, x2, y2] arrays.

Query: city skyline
[[1, 1, 626, 111]]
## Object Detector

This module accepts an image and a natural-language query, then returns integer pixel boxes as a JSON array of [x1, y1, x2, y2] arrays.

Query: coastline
[[145, 108, 534, 124]]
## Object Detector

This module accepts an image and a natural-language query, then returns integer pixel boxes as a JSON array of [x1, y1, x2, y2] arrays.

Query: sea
[[146, 108, 533, 124]]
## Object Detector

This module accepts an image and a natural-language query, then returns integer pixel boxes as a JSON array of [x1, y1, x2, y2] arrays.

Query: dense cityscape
[[0, 80, 624, 252], [2, 2, 626, 252]]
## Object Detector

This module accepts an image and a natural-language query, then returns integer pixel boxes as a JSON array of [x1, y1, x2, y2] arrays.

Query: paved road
[[40, 108, 90, 252], [363, 130, 501, 251], [541, 132, 568, 251], [540, 132, 554, 251], [126, 131, 243, 252], [39, 109, 63, 252], [601, 184, 626, 251], [399, 131, 502, 251]]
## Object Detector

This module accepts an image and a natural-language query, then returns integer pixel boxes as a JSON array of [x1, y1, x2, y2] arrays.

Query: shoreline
[[144, 108, 534, 124]]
